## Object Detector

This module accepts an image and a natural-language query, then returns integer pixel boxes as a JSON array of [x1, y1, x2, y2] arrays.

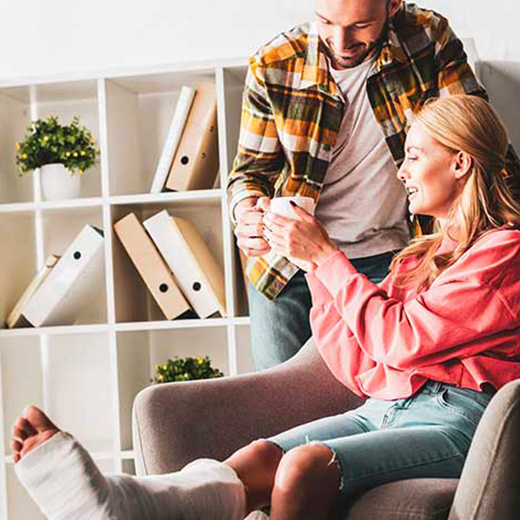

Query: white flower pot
[[40, 163, 81, 201]]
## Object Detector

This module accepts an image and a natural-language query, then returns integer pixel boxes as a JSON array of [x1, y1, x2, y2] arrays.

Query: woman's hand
[[263, 202, 339, 271]]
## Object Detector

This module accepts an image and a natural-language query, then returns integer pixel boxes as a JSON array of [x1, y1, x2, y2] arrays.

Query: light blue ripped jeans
[[267, 381, 492, 506]]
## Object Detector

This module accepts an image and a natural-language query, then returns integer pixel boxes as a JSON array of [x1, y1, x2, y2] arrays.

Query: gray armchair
[[132, 339, 520, 520]]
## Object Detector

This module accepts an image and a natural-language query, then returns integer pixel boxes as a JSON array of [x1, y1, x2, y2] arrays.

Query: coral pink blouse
[[306, 227, 520, 399]]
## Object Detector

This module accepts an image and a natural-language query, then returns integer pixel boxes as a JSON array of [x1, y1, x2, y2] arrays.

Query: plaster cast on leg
[[15, 432, 246, 520]]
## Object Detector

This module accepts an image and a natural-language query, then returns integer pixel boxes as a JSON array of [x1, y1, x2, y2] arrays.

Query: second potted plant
[[16, 115, 99, 201], [152, 355, 225, 384]]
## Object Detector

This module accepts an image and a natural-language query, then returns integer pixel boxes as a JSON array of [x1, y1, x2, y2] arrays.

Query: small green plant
[[152, 355, 225, 384], [15, 115, 99, 175]]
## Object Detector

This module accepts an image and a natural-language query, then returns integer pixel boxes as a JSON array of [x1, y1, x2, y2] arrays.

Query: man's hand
[[263, 202, 338, 269], [234, 197, 271, 257]]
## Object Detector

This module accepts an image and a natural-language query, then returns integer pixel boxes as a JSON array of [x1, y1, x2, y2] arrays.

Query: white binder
[[150, 86, 196, 193], [143, 210, 226, 318], [23, 225, 105, 327]]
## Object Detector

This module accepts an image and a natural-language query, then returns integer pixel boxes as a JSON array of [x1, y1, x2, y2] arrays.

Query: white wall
[[0, 0, 518, 79], [0, 0, 518, 146]]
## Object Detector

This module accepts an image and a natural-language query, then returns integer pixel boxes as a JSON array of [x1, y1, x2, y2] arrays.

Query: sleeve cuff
[[229, 190, 267, 225], [313, 251, 359, 298]]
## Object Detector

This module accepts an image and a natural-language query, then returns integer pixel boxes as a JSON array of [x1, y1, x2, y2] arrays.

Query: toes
[[13, 417, 36, 440], [23, 405, 59, 434], [11, 438, 23, 464], [12, 424, 28, 443], [21, 417, 37, 436]]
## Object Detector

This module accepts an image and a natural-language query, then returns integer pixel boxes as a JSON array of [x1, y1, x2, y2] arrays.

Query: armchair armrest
[[448, 378, 520, 520], [132, 338, 362, 476]]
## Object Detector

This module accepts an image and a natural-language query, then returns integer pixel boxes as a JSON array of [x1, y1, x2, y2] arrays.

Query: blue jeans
[[267, 380, 492, 506], [248, 250, 396, 371]]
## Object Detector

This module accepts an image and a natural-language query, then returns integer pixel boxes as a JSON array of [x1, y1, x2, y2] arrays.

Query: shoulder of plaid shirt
[[227, 1, 520, 301]]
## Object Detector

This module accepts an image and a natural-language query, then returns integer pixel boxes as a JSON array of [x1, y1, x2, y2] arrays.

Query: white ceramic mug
[[270, 196, 316, 217]]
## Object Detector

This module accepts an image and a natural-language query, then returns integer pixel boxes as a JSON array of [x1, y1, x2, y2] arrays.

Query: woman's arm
[[311, 235, 520, 370], [306, 273, 377, 397]]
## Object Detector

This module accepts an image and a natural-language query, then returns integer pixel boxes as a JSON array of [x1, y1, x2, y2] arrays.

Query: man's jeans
[[248, 250, 397, 371]]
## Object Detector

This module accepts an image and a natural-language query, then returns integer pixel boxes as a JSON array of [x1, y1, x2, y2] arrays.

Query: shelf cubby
[[0, 90, 33, 205], [0, 336, 43, 456], [110, 198, 225, 324], [0, 212, 38, 328], [103, 69, 218, 197], [32, 79, 102, 201], [44, 332, 114, 453], [116, 326, 229, 451]]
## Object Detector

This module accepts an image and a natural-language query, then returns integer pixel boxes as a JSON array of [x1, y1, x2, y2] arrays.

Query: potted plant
[[152, 355, 224, 384], [16, 115, 99, 201]]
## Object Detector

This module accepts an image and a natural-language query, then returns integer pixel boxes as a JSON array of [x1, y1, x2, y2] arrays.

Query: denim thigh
[[248, 269, 312, 371], [248, 250, 397, 370], [267, 381, 492, 503]]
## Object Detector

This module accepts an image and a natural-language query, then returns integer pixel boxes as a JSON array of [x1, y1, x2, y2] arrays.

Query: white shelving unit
[[0, 58, 254, 519]]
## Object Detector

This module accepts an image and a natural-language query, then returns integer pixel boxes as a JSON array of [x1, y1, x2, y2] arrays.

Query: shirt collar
[[374, 7, 407, 70], [299, 21, 341, 98]]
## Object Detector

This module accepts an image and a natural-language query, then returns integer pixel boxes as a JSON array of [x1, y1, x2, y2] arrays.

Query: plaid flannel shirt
[[227, 2, 519, 301]]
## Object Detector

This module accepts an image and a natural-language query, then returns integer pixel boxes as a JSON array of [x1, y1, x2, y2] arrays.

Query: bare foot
[[11, 405, 60, 463]]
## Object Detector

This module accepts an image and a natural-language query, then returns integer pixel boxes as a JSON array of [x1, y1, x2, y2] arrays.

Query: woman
[[12, 95, 520, 520]]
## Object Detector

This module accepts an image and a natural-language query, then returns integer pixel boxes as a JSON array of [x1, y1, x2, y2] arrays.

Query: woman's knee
[[274, 443, 341, 496], [243, 439, 284, 464], [226, 440, 284, 512], [226, 439, 283, 475]]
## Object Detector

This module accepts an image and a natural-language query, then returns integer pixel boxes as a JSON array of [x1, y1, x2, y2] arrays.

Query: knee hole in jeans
[[274, 443, 343, 495]]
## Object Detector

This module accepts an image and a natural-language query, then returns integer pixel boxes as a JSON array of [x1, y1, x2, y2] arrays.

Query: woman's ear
[[454, 151, 473, 180]]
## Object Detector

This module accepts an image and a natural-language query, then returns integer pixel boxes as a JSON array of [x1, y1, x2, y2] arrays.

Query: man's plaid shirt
[[227, 2, 519, 301]]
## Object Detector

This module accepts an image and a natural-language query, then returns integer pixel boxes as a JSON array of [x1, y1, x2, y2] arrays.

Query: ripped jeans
[[267, 381, 492, 505]]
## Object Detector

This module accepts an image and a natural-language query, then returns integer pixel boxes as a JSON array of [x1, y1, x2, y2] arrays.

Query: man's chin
[[331, 53, 368, 69], [329, 45, 378, 69]]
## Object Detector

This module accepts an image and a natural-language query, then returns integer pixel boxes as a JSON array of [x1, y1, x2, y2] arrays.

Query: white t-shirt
[[315, 58, 410, 258]]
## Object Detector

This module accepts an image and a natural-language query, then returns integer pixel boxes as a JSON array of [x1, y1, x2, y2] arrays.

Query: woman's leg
[[258, 383, 489, 518], [299, 383, 491, 505], [13, 404, 366, 520], [225, 440, 284, 513], [13, 406, 247, 520], [270, 443, 342, 520], [247, 401, 378, 518]]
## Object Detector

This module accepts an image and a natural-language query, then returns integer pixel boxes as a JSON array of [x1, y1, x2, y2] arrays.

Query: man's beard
[[326, 38, 382, 68], [324, 4, 391, 69]]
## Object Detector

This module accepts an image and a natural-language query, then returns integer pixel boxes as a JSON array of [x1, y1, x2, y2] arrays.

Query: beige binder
[[143, 210, 226, 318], [113, 213, 191, 320], [165, 82, 219, 192], [6, 254, 60, 328], [150, 85, 196, 193]]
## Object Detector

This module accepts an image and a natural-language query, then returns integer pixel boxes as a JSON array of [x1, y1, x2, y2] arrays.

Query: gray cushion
[[245, 479, 457, 520], [346, 479, 458, 520]]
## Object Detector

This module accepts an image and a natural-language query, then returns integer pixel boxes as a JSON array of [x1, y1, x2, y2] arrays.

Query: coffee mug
[[270, 196, 316, 217]]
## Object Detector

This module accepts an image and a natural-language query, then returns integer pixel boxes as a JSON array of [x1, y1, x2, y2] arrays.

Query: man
[[227, 0, 519, 370]]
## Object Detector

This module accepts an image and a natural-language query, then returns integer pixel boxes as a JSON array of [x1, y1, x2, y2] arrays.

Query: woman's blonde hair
[[390, 94, 520, 292]]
